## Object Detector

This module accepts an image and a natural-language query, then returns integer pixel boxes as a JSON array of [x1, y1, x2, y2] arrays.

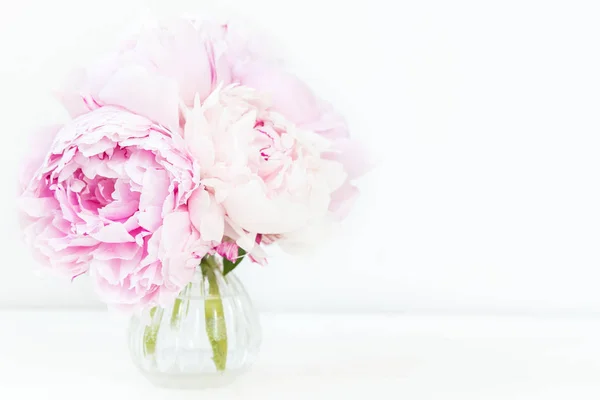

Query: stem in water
[[143, 307, 162, 357], [201, 255, 228, 371]]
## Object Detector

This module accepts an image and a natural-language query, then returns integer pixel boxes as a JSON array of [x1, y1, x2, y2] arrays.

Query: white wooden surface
[[2, 311, 600, 399]]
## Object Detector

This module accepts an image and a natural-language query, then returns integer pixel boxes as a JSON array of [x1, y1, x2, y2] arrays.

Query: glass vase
[[127, 255, 261, 389]]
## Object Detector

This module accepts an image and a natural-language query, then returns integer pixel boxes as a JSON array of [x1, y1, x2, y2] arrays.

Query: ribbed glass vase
[[127, 255, 261, 389]]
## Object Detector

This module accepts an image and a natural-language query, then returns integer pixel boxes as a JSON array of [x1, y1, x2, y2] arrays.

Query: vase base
[[141, 371, 243, 389]]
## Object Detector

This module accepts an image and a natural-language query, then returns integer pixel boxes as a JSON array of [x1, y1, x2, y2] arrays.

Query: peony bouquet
[[18, 16, 367, 385]]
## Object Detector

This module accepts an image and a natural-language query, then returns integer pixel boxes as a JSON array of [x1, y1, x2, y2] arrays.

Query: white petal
[[188, 189, 224, 242], [224, 217, 257, 251], [223, 180, 310, 234]]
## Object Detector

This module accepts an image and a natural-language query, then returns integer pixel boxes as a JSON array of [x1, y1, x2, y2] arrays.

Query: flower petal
[[138, 206, 162, 232], [92, 242, 141, 261], [188, 189, 225, 242], [223, 180, 310, 234], [90, 223, 135, 243], [99, 65, 180, 131]]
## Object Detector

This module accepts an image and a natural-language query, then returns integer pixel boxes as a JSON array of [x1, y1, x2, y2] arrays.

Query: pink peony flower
[[233, 61, 370, 221], [54, 15, 368, 256], [57, 17, 234, 133], [183, 85, 349, 253], [19, 106, 205, 307]]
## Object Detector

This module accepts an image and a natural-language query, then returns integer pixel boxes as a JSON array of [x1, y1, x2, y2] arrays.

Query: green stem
[[170, 282, 193, 329], [201, 256, 228, 371], [143, 306, 162, 357], [170, 298, 183, 327]]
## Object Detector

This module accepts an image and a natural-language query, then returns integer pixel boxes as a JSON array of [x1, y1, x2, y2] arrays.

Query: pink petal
[[216, 241, 238, 262], [90, 259, 123, 285], [124, 150, 157, 185], [139, 169, 169, 210], [324, 139, 372, 180], [90, 223, 135, 243], [47, 235, 97, 252], [237, 62, 320, 125], [97, 179, 117, 203], [99, 200, 139, 221], [98, 65, 180, 131], [19, 197, 58, 218], [248, 253, 268, 266], [19, 125, 62, 192], [112, 179, 138, 202], [159, 211, 193, 254], [300, 99, 350, 140], [54, 67, 94, 117], [78, 137, 115, 157], [92, 242, 140, 261], [138, 206, 162, 232], [188, 189, 224, 242], [141, 228, 161, 266]]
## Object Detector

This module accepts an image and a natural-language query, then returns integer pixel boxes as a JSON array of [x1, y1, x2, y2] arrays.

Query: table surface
[[2, 310, 600, 399]]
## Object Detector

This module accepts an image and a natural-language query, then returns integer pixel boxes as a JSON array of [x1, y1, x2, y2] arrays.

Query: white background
[[1, 0, 599, 314]]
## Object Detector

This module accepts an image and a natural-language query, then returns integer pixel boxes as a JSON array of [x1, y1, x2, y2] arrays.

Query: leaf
[[222, 247, 247, 276]]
